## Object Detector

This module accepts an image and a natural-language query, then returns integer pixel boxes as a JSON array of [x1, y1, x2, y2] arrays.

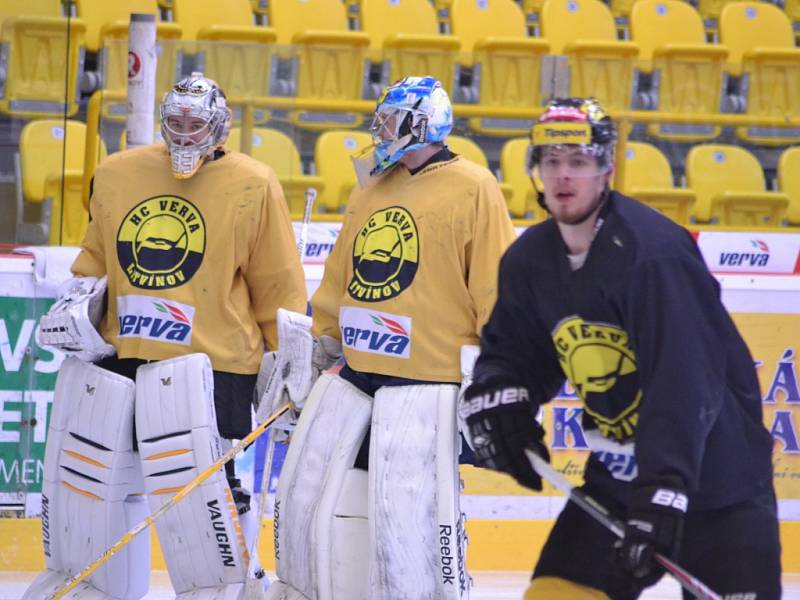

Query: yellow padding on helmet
[[532, 122, 592, 146], [524, 576, 612, 599]]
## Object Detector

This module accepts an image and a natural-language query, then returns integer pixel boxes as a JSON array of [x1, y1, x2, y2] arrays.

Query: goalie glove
[[616, 475, 687, 580], [460, 381, 549, 490], [254, 309, 342, 428], [36, 276, 115, 363]]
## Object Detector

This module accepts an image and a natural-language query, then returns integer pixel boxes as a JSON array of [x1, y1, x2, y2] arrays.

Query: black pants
[[95, 355, 255, 487], [533, 483, 782, 600]]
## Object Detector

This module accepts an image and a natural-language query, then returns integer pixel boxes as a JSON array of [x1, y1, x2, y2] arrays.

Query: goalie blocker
[[266, 374, 469, 600]]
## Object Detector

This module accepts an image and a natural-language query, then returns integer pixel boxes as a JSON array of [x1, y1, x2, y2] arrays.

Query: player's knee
[[525, 576, 611, 599]]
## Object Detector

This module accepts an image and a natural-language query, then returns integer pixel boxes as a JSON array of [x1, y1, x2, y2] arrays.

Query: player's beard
[[551, 188, 608, 226]]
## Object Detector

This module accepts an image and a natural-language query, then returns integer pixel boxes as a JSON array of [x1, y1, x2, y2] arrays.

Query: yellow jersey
[[312, 154, 516, 383], [72, 144, 307, 374]]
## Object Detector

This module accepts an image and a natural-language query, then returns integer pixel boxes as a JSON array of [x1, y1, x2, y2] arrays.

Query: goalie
[[23, 74, 307, 600], [256, 76, 516, 600]]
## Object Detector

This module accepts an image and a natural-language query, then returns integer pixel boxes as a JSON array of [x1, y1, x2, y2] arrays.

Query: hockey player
[[24, 74, 307, 599], [460, 97, 782, 599], [257, 76, 516, 600]]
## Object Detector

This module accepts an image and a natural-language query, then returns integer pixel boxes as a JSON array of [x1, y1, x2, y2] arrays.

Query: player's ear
[[605, 161, 615, 187]]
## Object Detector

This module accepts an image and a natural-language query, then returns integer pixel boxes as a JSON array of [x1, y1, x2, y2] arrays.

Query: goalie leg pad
[[264, 581, 311, 600], [272, 373, 372, 600], [22, 357, 149, 600], [369, 384, 470, 600], [135, 353, 249, 597]]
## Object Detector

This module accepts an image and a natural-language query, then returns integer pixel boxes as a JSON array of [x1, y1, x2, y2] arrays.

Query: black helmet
[[529, 97, 616, 170]]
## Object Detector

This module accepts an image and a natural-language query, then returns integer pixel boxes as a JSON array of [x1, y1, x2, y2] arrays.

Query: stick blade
[[524, 447, 574, 495]]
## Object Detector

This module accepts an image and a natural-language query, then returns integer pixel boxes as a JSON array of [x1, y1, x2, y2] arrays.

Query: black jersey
[[474, 191, 774, 510]]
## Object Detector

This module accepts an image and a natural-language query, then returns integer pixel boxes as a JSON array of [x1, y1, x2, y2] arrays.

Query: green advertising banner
[[0, 295, 63, 498]]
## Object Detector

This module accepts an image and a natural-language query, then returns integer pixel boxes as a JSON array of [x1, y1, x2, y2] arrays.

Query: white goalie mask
[[160, 73, 232, 179]]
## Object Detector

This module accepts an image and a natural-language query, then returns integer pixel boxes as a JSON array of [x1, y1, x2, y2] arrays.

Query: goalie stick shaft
[[525, 449, 723, 600], [50, 402, 293, 600], [297, 187, 317, 259], [245, 188, 317, 597], [243, 423, 277, 599]]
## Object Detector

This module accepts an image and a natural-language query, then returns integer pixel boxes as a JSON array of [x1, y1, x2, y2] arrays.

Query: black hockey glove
[[460, 382, 549, 491], [616, 476, 687, 580]]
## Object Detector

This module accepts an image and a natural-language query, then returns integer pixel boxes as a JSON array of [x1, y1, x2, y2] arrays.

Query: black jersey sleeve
[[624, 252, 729, 492], [473, 243, 564, 406]]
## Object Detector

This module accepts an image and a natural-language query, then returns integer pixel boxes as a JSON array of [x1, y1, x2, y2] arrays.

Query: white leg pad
[[264, 581, 311, 600], [369, 384, 470, 600], [271, 374, 372, 600], [23, 357, 148, 600], [135, 353, 249, 597], [23, 569, 122, 600]]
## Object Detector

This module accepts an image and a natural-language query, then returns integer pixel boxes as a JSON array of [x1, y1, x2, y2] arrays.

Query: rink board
[[1, 517, 799, 573], [1, 232, 799, 574]]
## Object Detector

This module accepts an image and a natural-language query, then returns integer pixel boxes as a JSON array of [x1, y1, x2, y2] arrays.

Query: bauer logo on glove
[[460, 381, 549, 491]]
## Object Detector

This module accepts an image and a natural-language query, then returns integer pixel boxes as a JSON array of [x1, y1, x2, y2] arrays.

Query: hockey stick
[[244, 186, 318, 599], [49, 401, 293, 600], [297, 186, 317, 258], [525, 449, 723, 600]]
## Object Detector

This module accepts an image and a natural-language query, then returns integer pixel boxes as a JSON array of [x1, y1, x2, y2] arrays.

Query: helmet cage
[[159, 74, 231, 179]]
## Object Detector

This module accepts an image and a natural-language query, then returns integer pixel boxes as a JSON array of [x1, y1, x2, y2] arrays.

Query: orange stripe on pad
[[144, 449, 192, 461], [150, 487, 184, 495], [63, 450, 107, 469], [62, 481, 102, 501]]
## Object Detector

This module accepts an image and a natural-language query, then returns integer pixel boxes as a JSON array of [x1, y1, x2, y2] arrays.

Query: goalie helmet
[[529, 97, 616, 172], [160, 73, 232, 179], [354, 76, 453, 184]]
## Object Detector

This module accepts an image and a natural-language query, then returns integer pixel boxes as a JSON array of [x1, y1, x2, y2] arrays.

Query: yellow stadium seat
[[74, 0, 180, 52], [73, 0, 182, 113], [0, 0, 61, 18], [540, 0, 639, 112], [226, 127, 325, 215], [172, 0, 276, 121], [686, 144, 789, 226], [314, 130, 372, 212], [450, 0, 550, 136], [269, 0, 371, 129], [446, 134, 490, 167], [630, 0, 728, 142], [777, 146, 800, 226], [446, 135, 514, 207], [18, 119, 107, 246], [719, 2, 800, 146], [620, 142, 696, 225], [0, 0, 86, 118], [500, 137, 544, 220], [360, 0, 460, 91]]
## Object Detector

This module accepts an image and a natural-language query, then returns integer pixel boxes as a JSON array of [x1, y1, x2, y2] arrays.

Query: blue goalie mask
[[353, 76, 453, 187]]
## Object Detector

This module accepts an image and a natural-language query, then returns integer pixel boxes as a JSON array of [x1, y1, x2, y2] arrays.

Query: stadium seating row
[[14, 119, 800, 247], [2, 0, 798, 144]]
